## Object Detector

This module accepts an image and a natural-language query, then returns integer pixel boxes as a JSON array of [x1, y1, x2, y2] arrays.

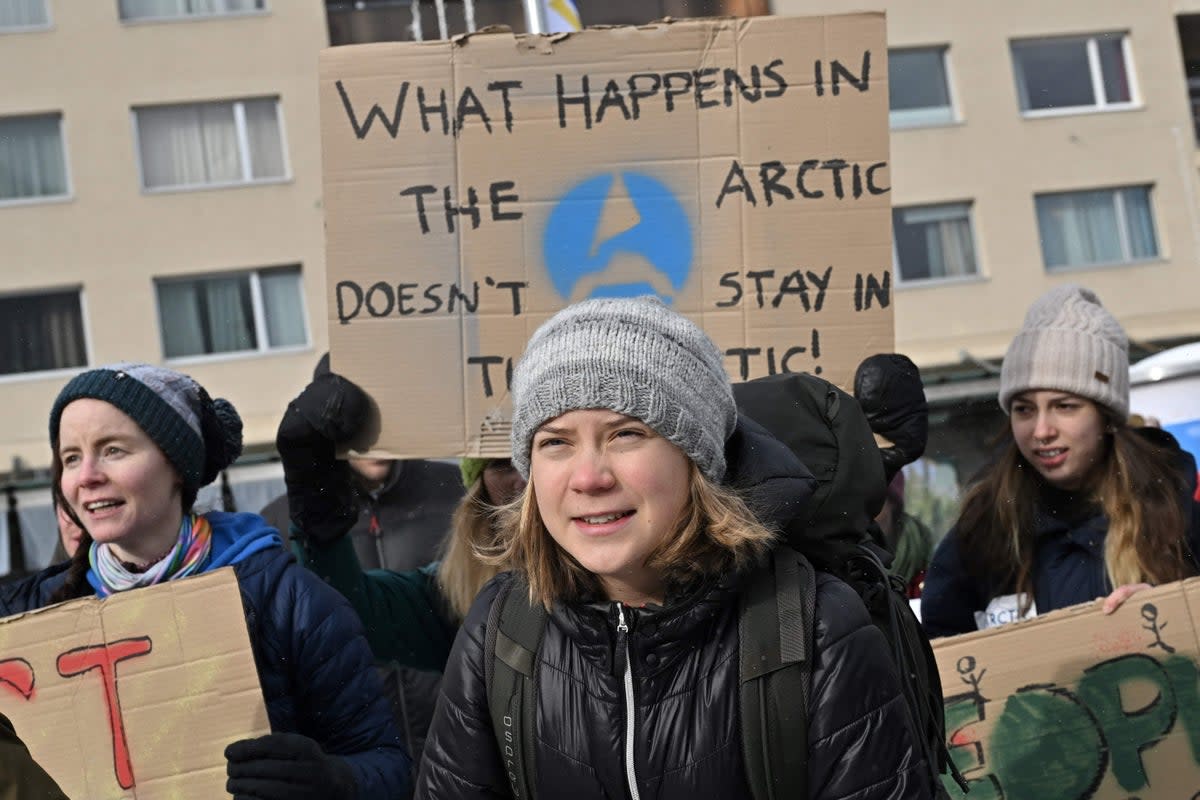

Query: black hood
[[723, 413, 818, 535]]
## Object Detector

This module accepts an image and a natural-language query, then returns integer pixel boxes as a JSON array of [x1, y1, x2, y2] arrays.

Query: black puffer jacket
[[415, 419, 931, 799]]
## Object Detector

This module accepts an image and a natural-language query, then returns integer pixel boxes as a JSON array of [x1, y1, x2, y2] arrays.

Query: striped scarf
[[90, 513, 213, 598]]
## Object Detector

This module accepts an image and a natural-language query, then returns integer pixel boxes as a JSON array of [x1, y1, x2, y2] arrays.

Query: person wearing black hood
[[259, 353, 463, 571]]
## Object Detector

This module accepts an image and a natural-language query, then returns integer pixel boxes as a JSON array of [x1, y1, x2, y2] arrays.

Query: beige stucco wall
[[0, 2, 329, 472], [772, 0, 1200, 370]]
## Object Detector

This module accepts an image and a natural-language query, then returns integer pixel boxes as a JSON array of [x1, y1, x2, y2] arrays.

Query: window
[[134, 97, 287, 191], [119, 0, 265, 21], [1036, 186, 1158, 270], [0, 114, 68, 202], [1012, 33, 1135, 114], [893, 203, 978, 283], [0, 0, 48, 30], [889, 47, 955, 128], [156, 266, 307, 359], [0, 289, 87, 377]]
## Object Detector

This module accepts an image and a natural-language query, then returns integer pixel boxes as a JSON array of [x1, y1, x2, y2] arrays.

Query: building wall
[[772, 0, 1200, 371], [0, 1, 329, 473]]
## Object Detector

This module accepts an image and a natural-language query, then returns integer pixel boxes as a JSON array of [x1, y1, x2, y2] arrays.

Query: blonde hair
[[483, 462, 778, 608], [435, 480, 505, 622]]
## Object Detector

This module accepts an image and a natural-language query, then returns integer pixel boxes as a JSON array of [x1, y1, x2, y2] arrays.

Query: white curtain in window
[[244, 99, 286, 179], [260, 269, 306, 347], [137, 103, 240, 189], [1121, 188, 1158, 259], [0, 0, 47, 27], [120, 0, 261, 18], [120, 0, 187, 19], [1039, 191, 1121, 267], [205, 277, 255, 352], [924, 218, 975, 278], [0, 116, 67, 200], [158, 281, 207, 357]]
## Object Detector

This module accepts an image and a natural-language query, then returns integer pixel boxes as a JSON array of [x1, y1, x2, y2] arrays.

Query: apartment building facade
[[770, 0, 1200, 494], [0, 0, 329, 482]]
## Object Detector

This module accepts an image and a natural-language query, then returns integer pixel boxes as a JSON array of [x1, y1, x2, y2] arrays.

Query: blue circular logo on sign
[[543, 172, 692, 303]]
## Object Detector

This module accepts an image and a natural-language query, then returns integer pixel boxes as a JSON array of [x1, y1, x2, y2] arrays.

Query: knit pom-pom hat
[[49, 363, 243, 502]]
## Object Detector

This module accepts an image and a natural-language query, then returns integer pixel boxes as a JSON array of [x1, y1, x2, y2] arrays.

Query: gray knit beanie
[[49, 363, 243, 502], [510, 297, 735, 482], [998, 285, 1129, 418]]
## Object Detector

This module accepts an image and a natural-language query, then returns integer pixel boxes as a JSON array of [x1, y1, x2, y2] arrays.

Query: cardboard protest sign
[[0, 568, 269, 799], [934, 579, 1200, 799], [319, 13, 893, 458]]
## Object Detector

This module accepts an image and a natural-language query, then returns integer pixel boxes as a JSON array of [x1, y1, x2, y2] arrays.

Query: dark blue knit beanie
[[48, 363, 243, 499]]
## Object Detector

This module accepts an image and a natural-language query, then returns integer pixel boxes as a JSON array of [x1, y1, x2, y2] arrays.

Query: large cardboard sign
[[934, 580, 1200, 799], [319, 13, 893, 458], [0, 569, 269, 799]]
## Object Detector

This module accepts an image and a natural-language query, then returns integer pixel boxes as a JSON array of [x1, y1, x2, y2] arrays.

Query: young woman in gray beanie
[[0, 363, 411, 799], [922, 285, 1200, 637], [415, 297, 932, 799]]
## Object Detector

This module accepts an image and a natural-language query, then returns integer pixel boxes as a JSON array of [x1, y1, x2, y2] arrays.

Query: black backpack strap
[[484, 576, 547, 800], [739, 548, 817, 800]]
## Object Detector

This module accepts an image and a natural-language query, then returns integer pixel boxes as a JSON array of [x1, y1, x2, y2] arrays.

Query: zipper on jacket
[[616, 603, 642, 800]]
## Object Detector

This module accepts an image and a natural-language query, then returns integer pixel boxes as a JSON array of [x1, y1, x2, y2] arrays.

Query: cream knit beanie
[[510, 297, 735, 481], [998, 285, 1129, 418]]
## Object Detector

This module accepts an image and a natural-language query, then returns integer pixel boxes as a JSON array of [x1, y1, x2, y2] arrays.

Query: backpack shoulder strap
[[739, 547, 818, 800], [484, 575, 547, 800]]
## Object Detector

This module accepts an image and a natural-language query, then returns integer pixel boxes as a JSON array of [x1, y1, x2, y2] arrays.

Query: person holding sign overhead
[[414, 296, 931, 799], [922, 286, 1200, 637], [0, 364, 410, 799]]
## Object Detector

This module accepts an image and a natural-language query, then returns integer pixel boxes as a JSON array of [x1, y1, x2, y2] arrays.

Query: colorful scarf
[[89, 513, 213, 598]]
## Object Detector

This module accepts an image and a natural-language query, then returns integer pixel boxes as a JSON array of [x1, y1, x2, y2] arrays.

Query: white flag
[[544, 0, 581, 32]]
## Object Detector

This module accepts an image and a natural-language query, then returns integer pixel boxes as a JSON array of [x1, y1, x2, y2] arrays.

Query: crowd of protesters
[[2, 283, 1198, 799]]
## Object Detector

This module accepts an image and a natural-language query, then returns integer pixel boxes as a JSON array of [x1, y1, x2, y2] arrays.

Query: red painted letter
[[57, 637, 153, 790], [0, 658, 34, 700]]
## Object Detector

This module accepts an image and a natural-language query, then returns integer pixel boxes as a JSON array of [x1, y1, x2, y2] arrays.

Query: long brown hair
[[956, 416, 1191, 611], [483, 461, 777, 608], [435, 479, 504, 622]]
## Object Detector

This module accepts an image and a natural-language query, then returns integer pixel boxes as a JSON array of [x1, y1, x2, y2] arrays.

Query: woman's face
[[58, 399, 183, 564], [530, 409, 691, 606], [1010, 390, 1109, 491], [482, 459, 526, 506]]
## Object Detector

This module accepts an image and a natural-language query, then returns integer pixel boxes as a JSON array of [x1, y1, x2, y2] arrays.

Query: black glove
[[276, 373, 370, 544], [853, 353, 928, 483], [226, 733, 356, 800]]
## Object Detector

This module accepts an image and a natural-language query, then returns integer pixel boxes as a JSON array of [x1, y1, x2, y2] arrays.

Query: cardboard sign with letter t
[[0, 568, 269, 799]]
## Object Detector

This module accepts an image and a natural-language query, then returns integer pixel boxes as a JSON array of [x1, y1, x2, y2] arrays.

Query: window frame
[[1034, 184, 1161, 272], [0, 111, 74, 208], [1012, 32, 1140, 118], [0, 0, 52, 33], [155, 265, 311, 364], [118, 0, 269, 24], [131, 96, 291, 194], [888, 45, 960, 130], [0, 285, 92, 383], [891, 200, 984, 287]]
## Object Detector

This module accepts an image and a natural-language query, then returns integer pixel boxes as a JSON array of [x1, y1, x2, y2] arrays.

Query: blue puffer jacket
[[0, 512, 411, 799]]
